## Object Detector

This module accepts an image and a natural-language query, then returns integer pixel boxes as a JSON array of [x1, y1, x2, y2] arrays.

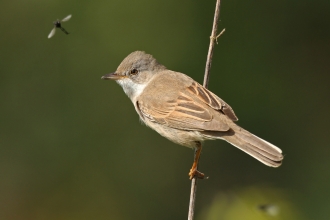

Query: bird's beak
[[101, 72, 126, 80]]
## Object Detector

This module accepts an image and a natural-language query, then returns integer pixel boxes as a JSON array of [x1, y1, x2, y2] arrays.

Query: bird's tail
[[201, 122, 283, 167]]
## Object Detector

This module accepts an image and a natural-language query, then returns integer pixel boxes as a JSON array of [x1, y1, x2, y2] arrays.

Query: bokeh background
[[1, 0, 329, 219]]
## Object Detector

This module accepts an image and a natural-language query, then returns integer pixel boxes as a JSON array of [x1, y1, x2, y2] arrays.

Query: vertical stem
[[203, 0, 222, 88], [188, 0, 222, 220], [187, 149, 198, 220]]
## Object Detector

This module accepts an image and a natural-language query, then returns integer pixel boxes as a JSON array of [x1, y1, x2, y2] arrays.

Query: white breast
[[117, 78, 147, 102]]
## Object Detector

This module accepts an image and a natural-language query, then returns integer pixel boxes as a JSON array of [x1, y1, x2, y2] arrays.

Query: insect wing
[[48, 27, 56, 38], [61, 14, 72, 22]]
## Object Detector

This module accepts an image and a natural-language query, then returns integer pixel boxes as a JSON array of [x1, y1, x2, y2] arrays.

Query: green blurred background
[[1, 0, 329, 219]]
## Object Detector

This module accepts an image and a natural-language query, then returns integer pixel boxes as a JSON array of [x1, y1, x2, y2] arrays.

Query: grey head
[[102, 51, 166, 100]]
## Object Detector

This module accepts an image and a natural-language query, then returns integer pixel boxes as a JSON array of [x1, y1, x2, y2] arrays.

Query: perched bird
[[48, 14, 72, 39], [102, 51, 283, 179]]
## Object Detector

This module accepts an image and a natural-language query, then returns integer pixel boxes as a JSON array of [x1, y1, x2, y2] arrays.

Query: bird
[[101, 51, 283, 179]]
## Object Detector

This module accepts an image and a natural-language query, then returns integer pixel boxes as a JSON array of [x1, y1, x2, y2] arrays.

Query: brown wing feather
[[137, 91, 230, 131], [136, 71, 233, 131], [175, 93, 212, 121], [187, 82, 238, 121]]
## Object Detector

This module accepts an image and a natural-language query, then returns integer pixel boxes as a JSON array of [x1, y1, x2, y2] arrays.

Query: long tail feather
[[201, 123, 283, 167]]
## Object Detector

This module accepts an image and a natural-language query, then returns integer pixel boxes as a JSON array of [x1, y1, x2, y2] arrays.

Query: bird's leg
[[188, 142, 205, 180]]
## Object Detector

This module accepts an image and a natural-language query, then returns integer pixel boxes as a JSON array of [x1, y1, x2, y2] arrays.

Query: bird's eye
[[130, 69, 138, 75]]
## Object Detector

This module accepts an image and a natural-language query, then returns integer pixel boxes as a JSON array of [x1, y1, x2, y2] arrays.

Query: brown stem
[[188, 0, 222, 219], [187, 148, 199, 220], [203, 0, 222, 88]]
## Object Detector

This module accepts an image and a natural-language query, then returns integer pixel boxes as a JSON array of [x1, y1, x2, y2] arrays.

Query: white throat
[[117, 79, 147, 102]]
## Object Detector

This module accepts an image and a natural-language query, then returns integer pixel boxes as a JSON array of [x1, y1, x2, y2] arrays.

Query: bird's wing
[[136, 72, 234, 131], [186, 81, 238, 121]]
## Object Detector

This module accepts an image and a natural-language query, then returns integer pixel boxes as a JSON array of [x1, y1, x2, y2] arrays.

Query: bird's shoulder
[[140, 70, 192, 102]]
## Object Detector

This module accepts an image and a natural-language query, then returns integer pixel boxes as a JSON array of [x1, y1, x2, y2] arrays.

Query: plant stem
[[188, 0, 222, 219], [203, 0, 222, 88]]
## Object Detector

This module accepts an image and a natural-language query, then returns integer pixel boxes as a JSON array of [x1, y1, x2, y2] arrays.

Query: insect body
[[48, 14, 72, 39]]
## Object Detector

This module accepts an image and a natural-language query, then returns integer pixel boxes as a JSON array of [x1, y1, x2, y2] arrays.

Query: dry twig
[[203, 0, 222, 89], [188, 0, 223, 219]]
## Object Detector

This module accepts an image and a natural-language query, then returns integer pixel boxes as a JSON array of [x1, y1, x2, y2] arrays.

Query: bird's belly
[[143, 120, 207, 148]]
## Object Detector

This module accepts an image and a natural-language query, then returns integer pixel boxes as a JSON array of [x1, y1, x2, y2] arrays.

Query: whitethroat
[[102, 51, 283, 179]]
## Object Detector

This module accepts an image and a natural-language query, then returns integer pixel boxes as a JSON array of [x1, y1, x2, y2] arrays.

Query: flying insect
[[48, 14, 72, 39]]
